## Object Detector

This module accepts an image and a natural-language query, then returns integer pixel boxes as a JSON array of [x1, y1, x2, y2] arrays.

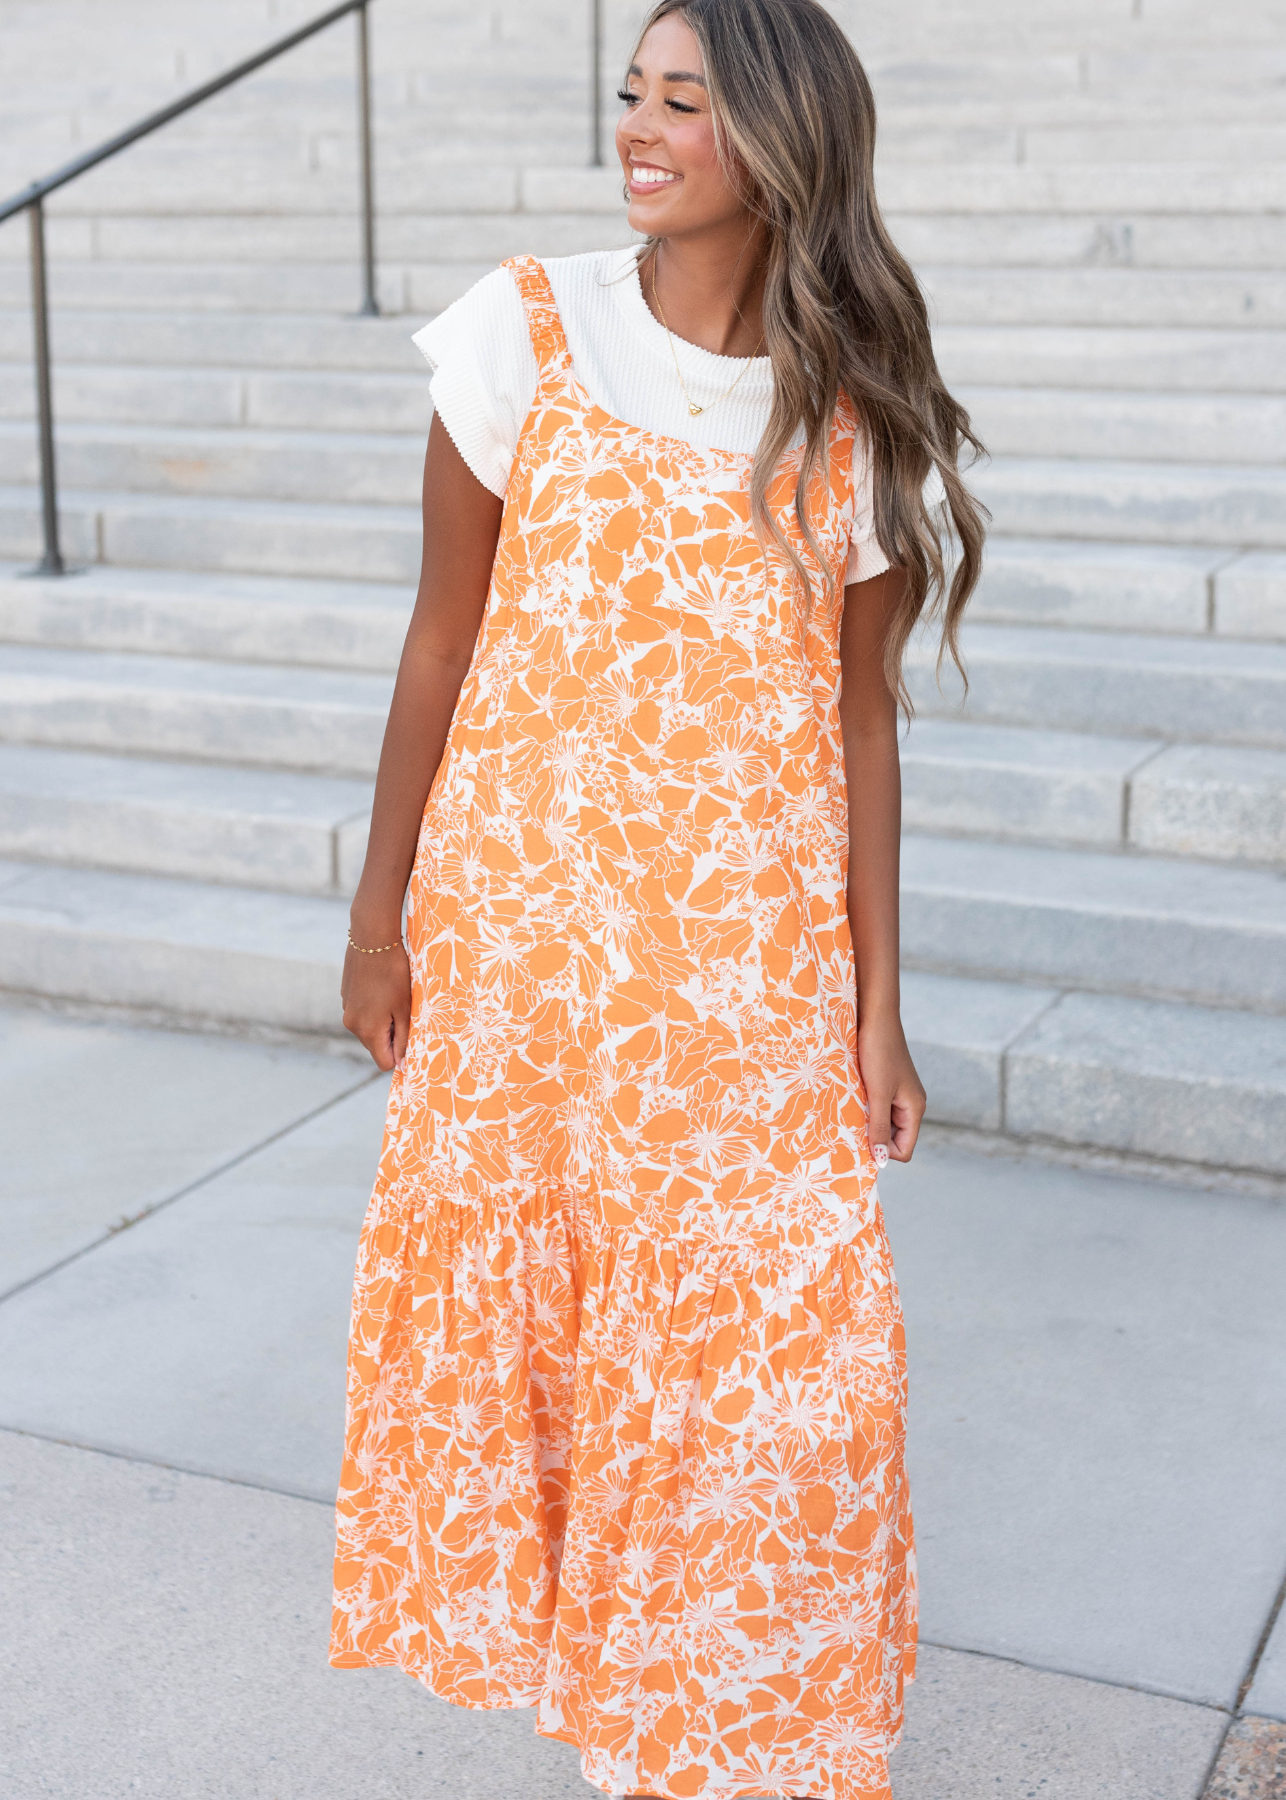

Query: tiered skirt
[[331, 1171, 915, 1800]]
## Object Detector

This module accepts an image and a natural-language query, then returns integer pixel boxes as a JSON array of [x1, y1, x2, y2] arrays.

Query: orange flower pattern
[[330, 256, 915, 1800]]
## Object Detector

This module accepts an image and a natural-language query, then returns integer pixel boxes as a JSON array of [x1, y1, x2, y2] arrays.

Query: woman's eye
[[616, 87, 699, 113]]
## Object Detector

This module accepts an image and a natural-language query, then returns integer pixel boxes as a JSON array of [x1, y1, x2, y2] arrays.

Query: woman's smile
[[628, 159, 682, 192]]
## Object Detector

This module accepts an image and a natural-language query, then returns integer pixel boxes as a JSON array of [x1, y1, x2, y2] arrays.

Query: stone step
[[9, 202, 1286, 283], [18, 88, 1286, 165], [5, 267, 1286, 344], [0, 857, 349, 1037], [0, 420, 425, 507], [0, 307, 426, 371], [0, 518, 1281, 686], [0, 361, 433, 435], [901, 834, 1286, 1012], [0, 847, 1278, 1175], [893, 214, 1286, 270], [518, 163, 1286, 218], [902, 972, 1286, 1177], [902, 720, 1144, 848], [1017, 123, 1286, 165], [1129, 743, 1286, 866], [0, 744, 370, 895], [4, 313, 1282, 418], [1003, 989, 1286, 1178], [0, 562, 414, 670], [971, 456, 1286, 549], [1213, 553, 1286, 640], [909, 623, 1286, 747], [12, 153, 526, 219], [0, 260, 416, 317], [9, 363, 1284, 467], [4, 300, 1282, 392], [972, 542, 1285, 641], [2, 459, 1283, 581], [905, 722, 1286, 865], [937, 327, 1286, 393], [0, 210, 633, 271], [922, 267, 1286, 329], [0, 486, 422, 582], [960, 387, 1286, 465], [12, 159, 1283, 228], [25, 153, 526, 218], [0, 644, 392, 778]]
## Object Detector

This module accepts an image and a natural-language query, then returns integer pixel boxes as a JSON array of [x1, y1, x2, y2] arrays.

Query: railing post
[[355, 0, 379, 316], [27, 196, 65, 576], [589, 0, 604, 167]]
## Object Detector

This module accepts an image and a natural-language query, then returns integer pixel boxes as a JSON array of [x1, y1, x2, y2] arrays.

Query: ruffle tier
[[331, 1177, 915, 1800]]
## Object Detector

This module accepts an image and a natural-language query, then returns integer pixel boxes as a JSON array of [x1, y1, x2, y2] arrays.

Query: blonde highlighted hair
[[634, 0, 986, 709]]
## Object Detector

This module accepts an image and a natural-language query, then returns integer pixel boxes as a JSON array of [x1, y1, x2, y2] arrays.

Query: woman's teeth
[[633, 167, 678, 185]]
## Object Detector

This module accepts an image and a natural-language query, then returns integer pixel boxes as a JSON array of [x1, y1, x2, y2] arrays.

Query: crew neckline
[[606, 247, 773, 391]]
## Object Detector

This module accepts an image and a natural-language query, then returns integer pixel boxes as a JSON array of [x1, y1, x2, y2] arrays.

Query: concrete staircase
[[0, 0, 1283, 1180]]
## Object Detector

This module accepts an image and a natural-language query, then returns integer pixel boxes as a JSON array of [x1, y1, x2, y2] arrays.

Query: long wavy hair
[[632, 0, 986, 710]]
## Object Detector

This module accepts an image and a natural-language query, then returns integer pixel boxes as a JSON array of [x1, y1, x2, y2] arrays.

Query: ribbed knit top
[[414, 246, 922, 586]]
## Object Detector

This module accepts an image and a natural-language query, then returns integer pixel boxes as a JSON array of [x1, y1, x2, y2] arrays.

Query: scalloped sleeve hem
[[411, 266, 538, 499]]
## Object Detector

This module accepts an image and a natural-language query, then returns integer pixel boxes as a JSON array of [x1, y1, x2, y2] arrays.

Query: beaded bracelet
[[347, 930, 403, 955]]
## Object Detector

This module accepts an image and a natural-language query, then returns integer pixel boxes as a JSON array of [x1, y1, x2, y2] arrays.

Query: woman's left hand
[[857, 1011, 927, 1166]]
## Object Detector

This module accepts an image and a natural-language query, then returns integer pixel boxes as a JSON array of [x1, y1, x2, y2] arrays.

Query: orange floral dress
[[330, 256, 915, 1800]]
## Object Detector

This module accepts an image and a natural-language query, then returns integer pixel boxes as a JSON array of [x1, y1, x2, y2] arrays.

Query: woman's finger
[[888, 1083, 925, 1161], [392, 993, 411, 1071], [364, 1015, 397, 1073], [866, 1088, 892, 1168]]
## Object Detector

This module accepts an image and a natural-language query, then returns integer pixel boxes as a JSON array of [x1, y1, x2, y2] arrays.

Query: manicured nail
[[872, 1144, 889, 1169]]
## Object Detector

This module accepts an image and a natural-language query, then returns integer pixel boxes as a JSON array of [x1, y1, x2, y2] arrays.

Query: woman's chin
[[626, 199, 661, 235]]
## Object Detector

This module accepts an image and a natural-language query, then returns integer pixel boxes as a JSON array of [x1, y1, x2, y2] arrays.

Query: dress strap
[[500, 255, 569, 371]]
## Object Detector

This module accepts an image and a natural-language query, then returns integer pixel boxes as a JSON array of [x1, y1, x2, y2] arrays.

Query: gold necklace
[[649, 262, 764, 418]]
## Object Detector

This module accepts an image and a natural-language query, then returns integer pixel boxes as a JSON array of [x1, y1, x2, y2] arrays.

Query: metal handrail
[[590, 0, 605, 167], [0, 0, 379, 577]]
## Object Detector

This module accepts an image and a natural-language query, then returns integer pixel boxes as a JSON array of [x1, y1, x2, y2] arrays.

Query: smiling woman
[[327, 5, 986, 1800]]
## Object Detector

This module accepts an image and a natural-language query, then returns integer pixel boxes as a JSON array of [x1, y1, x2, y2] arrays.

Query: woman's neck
[[643, 228, 768, 358]]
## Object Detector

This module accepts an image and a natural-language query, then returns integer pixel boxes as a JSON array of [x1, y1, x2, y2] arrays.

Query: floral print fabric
[[331, 256, 915, 1800]]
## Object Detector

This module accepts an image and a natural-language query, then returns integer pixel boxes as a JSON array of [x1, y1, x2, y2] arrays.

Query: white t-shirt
[[414, 247, 936, 587]]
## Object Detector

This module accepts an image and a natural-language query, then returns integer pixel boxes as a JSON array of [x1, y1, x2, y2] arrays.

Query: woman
[[329, 3, 983, 1797]]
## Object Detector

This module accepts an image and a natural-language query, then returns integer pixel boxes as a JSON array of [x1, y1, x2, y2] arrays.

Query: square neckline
[[507, 254, 846, 479]]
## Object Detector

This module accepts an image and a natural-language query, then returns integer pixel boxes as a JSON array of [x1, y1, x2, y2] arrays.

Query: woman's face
[[616, 14, 749, 242]]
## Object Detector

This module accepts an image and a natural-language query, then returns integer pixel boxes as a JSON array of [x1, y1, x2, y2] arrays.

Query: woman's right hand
[[341, 930, 412, 1072], [337, 417, 502, 1074]]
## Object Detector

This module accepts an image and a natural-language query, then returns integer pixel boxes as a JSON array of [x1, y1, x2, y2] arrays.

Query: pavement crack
[[0, 1424, 334, 1507], [1234, 1559, 1286, 1716], [917, 1635, 1230, 1715], [0, 1068, 382, 1309]]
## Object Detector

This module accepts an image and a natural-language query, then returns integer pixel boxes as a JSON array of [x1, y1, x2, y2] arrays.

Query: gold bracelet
[[347, 930, 403, 955]]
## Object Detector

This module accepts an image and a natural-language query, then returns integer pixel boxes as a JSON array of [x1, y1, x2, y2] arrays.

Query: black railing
[[590, 0, 606, 167], [0, 0, 379, 577]]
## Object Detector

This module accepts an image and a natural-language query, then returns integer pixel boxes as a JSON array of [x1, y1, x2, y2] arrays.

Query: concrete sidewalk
[[1, 995, 1283, 1800]]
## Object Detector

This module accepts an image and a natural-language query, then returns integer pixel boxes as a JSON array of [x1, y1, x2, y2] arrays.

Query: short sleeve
[[844, 443, 950, 585], [411, 266, 538, 498]]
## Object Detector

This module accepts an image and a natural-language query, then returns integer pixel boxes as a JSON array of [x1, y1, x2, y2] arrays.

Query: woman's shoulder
[[411, 247, 632, 369], [411, 265, 525, 372]]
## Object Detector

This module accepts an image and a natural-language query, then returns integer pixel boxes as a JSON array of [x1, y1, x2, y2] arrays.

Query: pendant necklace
[[650, 261, 764, 418]]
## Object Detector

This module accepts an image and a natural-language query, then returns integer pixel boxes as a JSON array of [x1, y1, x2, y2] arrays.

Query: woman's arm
[[837, 567, 927, 1163], [341, 414, 504, 1070]]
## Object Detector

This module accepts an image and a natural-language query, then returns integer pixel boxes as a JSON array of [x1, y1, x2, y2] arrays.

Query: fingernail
[[872, 1144, 889, 1169], [395, 1057, 405, 1072]]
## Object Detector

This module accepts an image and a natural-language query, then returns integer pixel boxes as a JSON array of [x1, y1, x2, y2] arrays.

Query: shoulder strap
[[832, 389, 863, 521], [500, 254, 569, 371]]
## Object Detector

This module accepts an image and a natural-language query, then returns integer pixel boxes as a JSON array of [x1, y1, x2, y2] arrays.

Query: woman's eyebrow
[[626, 61, 707, 84]]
